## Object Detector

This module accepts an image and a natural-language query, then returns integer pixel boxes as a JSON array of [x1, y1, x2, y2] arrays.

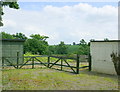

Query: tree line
[[1, 32, 91, 55]]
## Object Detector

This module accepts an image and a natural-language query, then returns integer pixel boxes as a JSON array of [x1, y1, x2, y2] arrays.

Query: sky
[[1, 2, 118, 45]]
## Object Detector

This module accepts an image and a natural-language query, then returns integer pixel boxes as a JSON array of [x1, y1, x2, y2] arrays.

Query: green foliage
[[0, 0, 19, 27], [77, 39, 90, 55], [67, 45, 80, 54], [47, 45, 56, 55], [24, 34, 48, 55], [30, 34, 49, 41], [104, 38, 109, 41], [79, 39, 87, 45], [2, 2, 19, 9], [1, 31, 15, 39], [13, 33, 27, 39], [55, 41, 68, 54], [2, 68, 118, 90], [1, 32, 49, 55], [48, 39, 90, 55], [1, 31, 90, 55], [77, 45, 90, 55], [24, 52, 33, 56]]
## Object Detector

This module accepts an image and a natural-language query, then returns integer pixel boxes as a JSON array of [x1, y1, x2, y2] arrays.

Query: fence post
[[32, 57, 34, 69], [88, 53, 91, 71], [76, 54, 80, 74], [61, 59, 63, 71], [48, 56, 50, 68], [2, 57, 4, 69], [17, 52, 19, 69]]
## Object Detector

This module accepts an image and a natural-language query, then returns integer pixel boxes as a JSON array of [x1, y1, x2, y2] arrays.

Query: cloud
[[1, 3, 118, 44]]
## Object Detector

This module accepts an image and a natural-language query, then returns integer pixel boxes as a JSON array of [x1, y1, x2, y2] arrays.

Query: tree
[[24, 39, 46, 54], [78, 39, 90, 55], [0, 31, 15, 39], [73, 42, 76, 45], [30, 34, 49, 41], [56, 41, 68, 54], [24, 34, 49, 55], [104, 38, 109, 41], [0, 0, 19, 26], [47, 45, 56, 55], [79, 39, 87, 45], [13, 33, 27, 39], [77, 45, 90, 55]]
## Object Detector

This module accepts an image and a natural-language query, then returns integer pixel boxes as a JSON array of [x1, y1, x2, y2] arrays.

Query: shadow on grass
[[80, 70, 118, 79], [49, 67, 77, 74]]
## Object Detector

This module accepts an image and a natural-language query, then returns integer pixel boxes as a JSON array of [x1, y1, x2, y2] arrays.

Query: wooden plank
[[61, 59, 63, 70], [63, 59, 76, 73], [34, 57, 47, 67], [4, 58, 17, 69], [17, 52, 19, 69], [48, 56, 50, 67], [2, 57, 4, 69], [2, 63, 77, 69], [49, 63, 76, 68], [88, 53, 92, 71], [49, 58, 61, 68], [19, 57, 32, 69], [49, 56, 76, 60], [3, 62, 77, 69], [79, 55, 89, 59], [76, 54, 80, 74], [32, 57, 34, 69], [79, 66, 89, 69], [24, 55, 48, 58]]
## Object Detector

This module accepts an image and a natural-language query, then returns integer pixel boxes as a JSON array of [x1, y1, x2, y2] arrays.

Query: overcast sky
[[1, 2, 118, 45]]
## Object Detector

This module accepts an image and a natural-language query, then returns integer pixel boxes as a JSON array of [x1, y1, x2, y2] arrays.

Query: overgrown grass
[[2, 68, 118, 90]]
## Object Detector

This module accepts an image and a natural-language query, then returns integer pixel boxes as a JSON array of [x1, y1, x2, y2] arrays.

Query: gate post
[[61, 59, 63, 71], [2, 57, 4, 69], [48, 56, 50, 68], [88, 53, 91, 71], [32, 57, 34, 69], [17, 52, 19, 69], [76, 54, 80, 74]]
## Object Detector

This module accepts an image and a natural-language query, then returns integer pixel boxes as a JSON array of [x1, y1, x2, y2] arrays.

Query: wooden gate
[[2, 54, 91, 74]]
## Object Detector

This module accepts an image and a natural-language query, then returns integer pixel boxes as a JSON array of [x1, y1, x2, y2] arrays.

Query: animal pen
[[1, 39, 91, 74]]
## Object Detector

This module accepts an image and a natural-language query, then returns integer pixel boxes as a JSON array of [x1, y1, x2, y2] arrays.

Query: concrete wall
[[90, 41, 119, 75], [2, 40, 24, 65]]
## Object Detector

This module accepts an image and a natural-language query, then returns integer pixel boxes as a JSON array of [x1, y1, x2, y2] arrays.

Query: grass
[[2, 53, 118, 90], [2, 67, 118, 90]]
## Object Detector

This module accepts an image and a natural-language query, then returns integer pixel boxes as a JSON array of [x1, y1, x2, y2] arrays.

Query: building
[[90, 40, 120, 75], [2, 39, 25, 65]]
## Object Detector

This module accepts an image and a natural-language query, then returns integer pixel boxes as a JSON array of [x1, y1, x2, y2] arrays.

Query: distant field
[[2, 68, 118, 90], [50, 45, 80, 54], [67, 45, 80, 54]]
